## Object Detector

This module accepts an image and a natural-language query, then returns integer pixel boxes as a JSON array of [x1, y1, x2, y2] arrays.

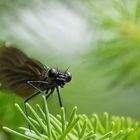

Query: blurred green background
[[0, 0, 140, 139]]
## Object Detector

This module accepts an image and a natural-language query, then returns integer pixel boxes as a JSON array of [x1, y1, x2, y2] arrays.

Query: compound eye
[[65, 72, 72, 83], [48, 68, 58, 78]]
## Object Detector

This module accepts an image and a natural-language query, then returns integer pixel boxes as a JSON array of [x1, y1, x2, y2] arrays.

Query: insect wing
[[0, 45, 47, 98]]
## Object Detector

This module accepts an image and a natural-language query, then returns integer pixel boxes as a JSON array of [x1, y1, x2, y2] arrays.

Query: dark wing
[[0, 44, 47, 98]]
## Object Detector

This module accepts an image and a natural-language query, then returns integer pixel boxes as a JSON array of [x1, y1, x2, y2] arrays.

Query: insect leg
[[25, 80, 47, 115], [25, 81, 45, 129], [24, 91, 41, 115], [27, 81, 47, 94], [24, 91, 41, 130], [56, 86, 63, 107], [41, 88, 55, 114], [45, 88, 55, 100]]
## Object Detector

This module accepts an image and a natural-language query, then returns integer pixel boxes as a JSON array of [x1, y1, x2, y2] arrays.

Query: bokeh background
[[0, 0, 140, 139]]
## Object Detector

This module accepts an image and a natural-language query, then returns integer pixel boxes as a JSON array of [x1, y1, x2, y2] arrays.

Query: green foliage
[[1, 0, 140, 139], [3, 96, 140, 140]]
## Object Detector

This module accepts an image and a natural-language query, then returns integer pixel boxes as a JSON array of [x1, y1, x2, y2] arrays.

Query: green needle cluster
[[3, 96, 140, 140]]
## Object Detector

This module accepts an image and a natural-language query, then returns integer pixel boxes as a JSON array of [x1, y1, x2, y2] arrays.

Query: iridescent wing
[[0, 44, 47, 98]]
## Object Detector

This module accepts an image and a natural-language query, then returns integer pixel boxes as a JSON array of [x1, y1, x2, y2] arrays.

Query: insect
[[0, 43, 72, 111]]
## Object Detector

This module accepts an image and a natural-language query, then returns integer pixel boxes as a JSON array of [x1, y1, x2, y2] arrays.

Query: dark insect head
[[47, 68, 72, 88]]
